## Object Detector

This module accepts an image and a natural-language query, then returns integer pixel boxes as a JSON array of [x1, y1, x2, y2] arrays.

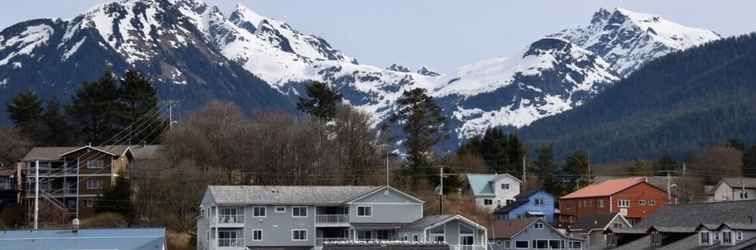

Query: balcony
[[316, 237, 351, 246], [449, 245, 487, 250], [217, 215, 244, 225], [316, 214, 349, 225]]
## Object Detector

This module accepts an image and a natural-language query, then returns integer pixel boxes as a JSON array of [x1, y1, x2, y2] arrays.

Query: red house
[[559, 177, 668, 225]]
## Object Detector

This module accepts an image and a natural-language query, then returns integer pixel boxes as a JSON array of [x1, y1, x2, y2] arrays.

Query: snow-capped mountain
[[549, 8, 720, 77], [0, 0, 292, 124], [0, 1, 721, 150]]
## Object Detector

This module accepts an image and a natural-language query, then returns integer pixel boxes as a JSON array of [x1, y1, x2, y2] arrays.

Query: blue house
[[493, 189, 556, 224]]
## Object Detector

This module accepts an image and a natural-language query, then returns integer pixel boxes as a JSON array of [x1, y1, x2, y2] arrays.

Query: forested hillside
[[520, 33, 756, 162]]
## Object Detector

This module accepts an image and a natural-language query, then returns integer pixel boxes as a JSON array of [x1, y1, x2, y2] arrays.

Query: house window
[[253, 207, 266, 217], [502, 184, 510, 190], [618, 199, 630, 208], [292, 207, 307, 217], [569, 241, 582, 249], [649, 200, 656, 206], [737, 231, 743, 241], [515, 241, 528, 248], [292, 229, 307, 241], [413, 234, 419, 241], [357, 206, 372, 217], [533, 240, 548, 248], [640, 200, 647, 206], [83, 199, 94, 208], [700, 231, 711, 245], [86, 179, 103, 190], [740, 192, 749, 199], [219, 207, 244, 223], [534, 222, 544, 229], [252, 229, 263, 241], [0, 177, 12, 190], [598, 199, 604, 208], [218, 229, 243, 247], [484, 199, 493, 205], [86, 160, 104, 169], [534, 198, 544, 207], [549, 240, 561, 249], [402, 234, 408, 241], [504, 240, 511, 248], [431, 235, 444, 242], [723, 231, 733, 245], [275, 206, 286, 213]]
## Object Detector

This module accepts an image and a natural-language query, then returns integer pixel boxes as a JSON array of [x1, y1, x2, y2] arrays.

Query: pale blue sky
[[2, 1, 754, 73]]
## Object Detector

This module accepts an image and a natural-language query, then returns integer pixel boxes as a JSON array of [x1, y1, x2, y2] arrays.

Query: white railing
[[217, 215, 244, 224], [217, 238, 244, 247], [317, 237, 351, 245], [316, 214, 349, 224], [449, 245, 487, 250]]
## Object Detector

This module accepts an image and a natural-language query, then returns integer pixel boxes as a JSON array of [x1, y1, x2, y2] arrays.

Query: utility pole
[[167, 100, 178, 130], [667, 171, 672, 202], [439, 167, 444, 214], [76, 156, 80, 220], [34, 160, 39, 230], [385, 150, 390, 187], [522, 156, 527, 188]]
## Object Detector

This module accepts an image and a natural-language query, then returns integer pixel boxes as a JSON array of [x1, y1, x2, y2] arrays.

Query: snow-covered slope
[[549, 8, 720, 76]]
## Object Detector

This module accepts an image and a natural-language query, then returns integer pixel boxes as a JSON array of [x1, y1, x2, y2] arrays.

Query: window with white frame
[[569, 241, 582, 249], [740, 192, 749, 199], [275, 206, 286, 213], [86, 179, 103, 190], [534, 222, 544, 229], [413, 234, 419, 242], [723, 231, 733, 245], [639, 200, 647, 206], [86, 159, 104, 169], [292, 229, 307, 241], [218, 207, 244, 223], [218, 229, 244, 247], [534, 198, 544, 207], [649, 200, 656, 206], [402, 234, 408, 241], [252, 229, 263, 241], [253, 206, 266, 217], [292, 207, 307, 217], [357, 206, 372, 217], [515, 241, 528, 248], [502, 183, 510, 190], [618, 199, 630, 208], [737, 231, 743, 241], [700, 231, 711, 245], [598, 199, 604, 208], [533, 240, 548, 249], [484, 199, 493, 205]]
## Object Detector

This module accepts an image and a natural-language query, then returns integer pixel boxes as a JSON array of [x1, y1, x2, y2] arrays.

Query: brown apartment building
[[18, 145, 132, 226], [559, 177, 669, 226]]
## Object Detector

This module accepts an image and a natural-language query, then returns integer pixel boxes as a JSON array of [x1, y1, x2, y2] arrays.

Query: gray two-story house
[[197, 185, 488, 250]]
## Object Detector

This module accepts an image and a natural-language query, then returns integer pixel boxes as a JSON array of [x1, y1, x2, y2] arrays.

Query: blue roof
[[465, 174, 521, 197], [0, 228, 165, 250]]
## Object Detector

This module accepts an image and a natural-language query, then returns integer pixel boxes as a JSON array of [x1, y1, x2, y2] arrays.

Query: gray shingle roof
[[207, 185, 380, 205], [401, 215, 456, 231], [570, 213, 619, 231], [21, 145, 131, 161], [634, 200, 756, 230]]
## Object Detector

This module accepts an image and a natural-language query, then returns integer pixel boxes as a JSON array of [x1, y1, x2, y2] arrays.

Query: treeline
[[5, 70, 163, 146], [519, 33, 756, 163]]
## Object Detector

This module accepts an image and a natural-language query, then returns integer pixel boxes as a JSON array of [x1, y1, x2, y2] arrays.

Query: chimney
[[72, 218, 80, 233]]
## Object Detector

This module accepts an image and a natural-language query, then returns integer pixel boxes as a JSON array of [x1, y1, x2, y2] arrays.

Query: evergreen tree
[[653, 153, 678, 176], [67, 72, 124, 144], [535, 144, 560, 195], [744, 145, 756, 177], [41, 98, 73, 145], [563, 151, 590, 192], [95, 170, 133, 220], [118, 70, 163, 144], [6, 89, 44, 139], [388, 88, 446, 181], [296, 81, 343, 121]]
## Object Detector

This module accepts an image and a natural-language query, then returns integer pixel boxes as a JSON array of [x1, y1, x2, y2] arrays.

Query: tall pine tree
[[67, 72, 124, 144], [6, 89, 44, 140], [535, 144, 560, 195], [563, 151, 590, 193], [388, 88, 446, 181], [296, 81, 343, 121], [118, 70, 163, 144]]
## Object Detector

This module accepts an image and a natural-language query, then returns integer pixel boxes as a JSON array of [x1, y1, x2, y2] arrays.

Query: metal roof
[[207, 185, 381, 205], [401, 215, 456, 231], [634, 200, 756, 230], [0, 228, 165, 250], [719, 177, 756, 189], [562, 177, 650, 199]]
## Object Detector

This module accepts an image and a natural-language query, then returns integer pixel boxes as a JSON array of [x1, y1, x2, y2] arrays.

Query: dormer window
[[501, 184, 510, 190], [534, 222, 544, 229], [651, 231, 662, 247], [700, 231, 711, 245], [723, 231, 733, 245]]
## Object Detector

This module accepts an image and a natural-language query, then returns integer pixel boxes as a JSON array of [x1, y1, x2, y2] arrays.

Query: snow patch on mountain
[[0, 24, 53, 65]]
